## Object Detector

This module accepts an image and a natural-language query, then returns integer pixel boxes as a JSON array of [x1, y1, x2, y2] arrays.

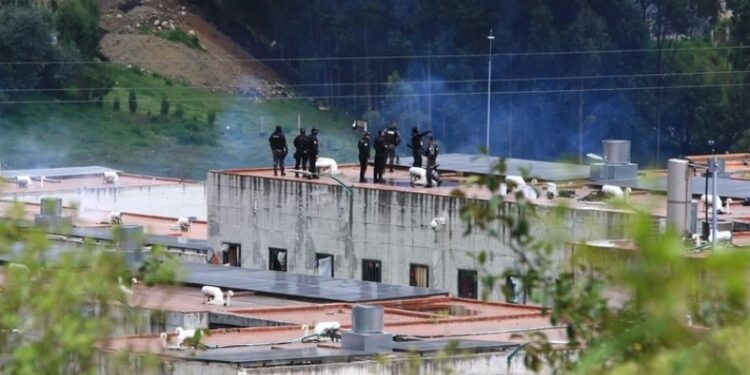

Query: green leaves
[[0, 202, 179, 374]]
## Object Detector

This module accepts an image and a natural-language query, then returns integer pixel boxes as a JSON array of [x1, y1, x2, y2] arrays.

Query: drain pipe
[[709, 157, 718, 248]]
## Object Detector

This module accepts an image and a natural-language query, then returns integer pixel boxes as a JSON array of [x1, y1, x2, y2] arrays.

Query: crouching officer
[[357, 131, 371, 183], [293, 128, 309, 178], [268, 125, 287, 176], [424, 136, 440, 187]]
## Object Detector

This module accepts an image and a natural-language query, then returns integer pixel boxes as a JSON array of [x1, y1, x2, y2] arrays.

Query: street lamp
[[485, 30, 495, 155]]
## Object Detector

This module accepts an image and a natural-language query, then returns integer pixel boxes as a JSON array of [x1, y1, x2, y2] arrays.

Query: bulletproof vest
[[384, 129, 398, 145], [294, 135, 308, 150], [270, 133, 284, 149], [358, 140, 370, 155], [426, 144, 438, 157], [411, 134, 422, 149]]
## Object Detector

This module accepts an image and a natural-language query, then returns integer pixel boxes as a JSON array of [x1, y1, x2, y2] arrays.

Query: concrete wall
[[101, 349, 537, 375], [3, 184, 206, 220], [207, 172, 631, 299]]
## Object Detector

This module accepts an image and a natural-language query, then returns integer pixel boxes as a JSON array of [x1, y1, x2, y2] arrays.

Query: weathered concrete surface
[[207, 172, 630, 299], [4, 184, 206, 220], [100, 349, 536, 375]]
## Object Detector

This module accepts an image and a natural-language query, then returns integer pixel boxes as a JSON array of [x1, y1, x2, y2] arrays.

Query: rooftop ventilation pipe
[[667, 159, 693, 238], [34, 197, 72, 232], [117, 224, 144, 266], [342, 305, 393, 352], [602, 140, 631, 164]]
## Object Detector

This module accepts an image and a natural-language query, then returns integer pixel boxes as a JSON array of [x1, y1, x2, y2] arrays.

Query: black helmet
[[300, 128, 306, 135], [275, 125, 282, 132], [311, 127, 318, 135], [412, 126, 418, 134], [364, 131, 371, 137]]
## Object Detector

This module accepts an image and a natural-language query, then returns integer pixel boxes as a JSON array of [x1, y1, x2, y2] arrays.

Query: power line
[[0, 44, 748, 65], [2, 69, 748, 93], [1, 81, 747, 105]]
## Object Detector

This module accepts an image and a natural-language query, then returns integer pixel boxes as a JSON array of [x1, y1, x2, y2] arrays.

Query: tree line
[[190, 0, 750, 164], [0, 0, 112, 103]]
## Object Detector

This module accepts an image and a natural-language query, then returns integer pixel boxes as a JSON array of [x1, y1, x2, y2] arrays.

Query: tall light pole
[[485, 30, 495, 154]]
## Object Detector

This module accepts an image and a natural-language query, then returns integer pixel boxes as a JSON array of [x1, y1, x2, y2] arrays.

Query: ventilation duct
[[342, 305, 392, 352], [34, 197, 72, 232], [666, 159, 693, 237], [590, 140, 638, 181], [116, 224, 145, 266]]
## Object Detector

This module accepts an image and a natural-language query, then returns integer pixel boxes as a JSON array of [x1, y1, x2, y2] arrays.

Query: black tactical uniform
[[423, 137, 440, 187], [383, 122, 401, 172], [357, 132, 371, 183], [268, 126, 287, 176], [293, 128, 309, 178], [373, 130, 386, 183], [409, 126, 431, 167], [308, 127, 320, 179]]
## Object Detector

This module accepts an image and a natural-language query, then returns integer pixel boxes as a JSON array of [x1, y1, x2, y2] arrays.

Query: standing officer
[[373, 130, 386, 183], [409, 126, 431, 167], [423, 136, 440, 187], [293, 128, 309, 178], [308, 127, 320, 179], [357, 131, 371, 183], [383, 121, 401, 172], [268, 125, 287, 176]]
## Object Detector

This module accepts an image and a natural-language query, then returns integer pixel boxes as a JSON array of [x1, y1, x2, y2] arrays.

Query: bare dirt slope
[[99, 0, 286, 96]]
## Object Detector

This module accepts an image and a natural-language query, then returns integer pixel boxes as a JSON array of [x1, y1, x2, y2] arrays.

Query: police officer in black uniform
[[308, 127, 320, 179], [383, 121, 401, 172], [409, 126, 431, 167], [424, 136, 439, 187], [373, 130, 386, 183], [357, 131, 371, 183], [293, 128, 309, 178], [268, 125, 287, 176]]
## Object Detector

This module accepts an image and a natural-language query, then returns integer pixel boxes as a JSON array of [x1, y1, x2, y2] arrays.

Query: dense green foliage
[[155, 29, 203, 50], [190, 0, 750, 164], [0, 204, 179, 374], [56, 0, 101, 59], [457, 161, 750, 373]]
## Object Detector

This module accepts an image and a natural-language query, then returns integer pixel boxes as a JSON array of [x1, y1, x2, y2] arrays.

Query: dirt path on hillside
[[99, 0, 286, 96]]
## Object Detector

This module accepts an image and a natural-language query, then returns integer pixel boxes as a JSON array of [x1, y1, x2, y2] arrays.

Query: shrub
[[207, 110, 216, 126], [160, 97, 170, 116], [128, 90, 137, 114], [174, 103, 184, 119]]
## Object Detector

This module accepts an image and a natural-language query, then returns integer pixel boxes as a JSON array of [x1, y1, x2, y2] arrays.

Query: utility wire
[[0, 44, 748, 65], [1, 69, 747, 93], [1, 81, 747, 105]]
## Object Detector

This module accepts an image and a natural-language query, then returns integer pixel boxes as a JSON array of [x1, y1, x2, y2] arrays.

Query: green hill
[[0, 66, 357, 180]]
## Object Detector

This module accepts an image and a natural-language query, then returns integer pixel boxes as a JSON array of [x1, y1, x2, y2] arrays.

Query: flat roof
[[64, 227, 210, 252], [180, 262, 448, 302], [0, 172, 199, 194], [0, 166, 118, 179], [400, 153, 591, 181], [591, 174, 750, 200]]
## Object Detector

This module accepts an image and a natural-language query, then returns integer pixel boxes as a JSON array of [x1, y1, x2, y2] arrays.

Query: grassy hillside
[[0, 66, 357, 180]]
